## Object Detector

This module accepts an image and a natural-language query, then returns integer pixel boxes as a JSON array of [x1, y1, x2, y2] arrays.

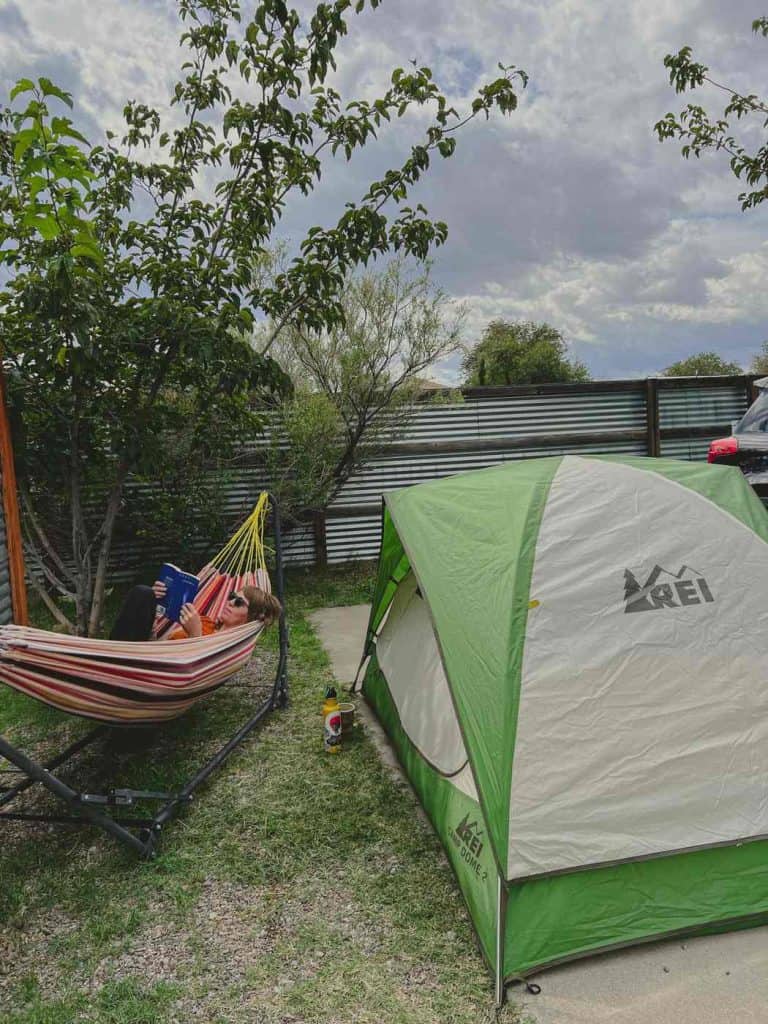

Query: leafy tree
[[662, 352, 743, 377], [655, 18, 768, 210], [461, 320, 589, 387], [264, 258, 464, 514], [749, 341, 768, 375], [0, 0, 525, 634]]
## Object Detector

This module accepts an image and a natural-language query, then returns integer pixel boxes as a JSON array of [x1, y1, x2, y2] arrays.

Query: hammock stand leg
[[0, 725, 106, 810], [0, 731, 149, 855], [0, 494, 290, 859]]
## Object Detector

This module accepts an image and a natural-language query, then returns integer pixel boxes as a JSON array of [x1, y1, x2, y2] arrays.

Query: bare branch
[[19, 480, 77, 585], [24, 566, 74, 632], [701, 74, 768, 116], [21, 525, 76, 600]]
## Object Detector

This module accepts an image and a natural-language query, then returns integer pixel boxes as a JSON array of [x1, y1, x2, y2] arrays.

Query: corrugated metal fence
[[108, 375, 759, 575], [303, 375, 759, 566]]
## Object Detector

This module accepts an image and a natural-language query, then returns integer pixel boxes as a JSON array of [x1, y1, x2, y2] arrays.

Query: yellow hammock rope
[[210, 492, 270, 578]]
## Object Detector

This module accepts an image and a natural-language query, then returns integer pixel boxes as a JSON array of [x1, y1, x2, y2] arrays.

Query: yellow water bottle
[[322, 686, 342, 754]]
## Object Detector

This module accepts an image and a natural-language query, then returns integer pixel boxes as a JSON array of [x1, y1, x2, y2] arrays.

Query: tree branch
[[21, 525, 76, 601], [18, 479, 77, 585], [24, 564, 74, 632], [701, 74, 768, 117]]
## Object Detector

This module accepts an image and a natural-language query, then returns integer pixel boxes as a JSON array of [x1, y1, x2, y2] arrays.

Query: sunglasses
[[227, 591, 248, 608]]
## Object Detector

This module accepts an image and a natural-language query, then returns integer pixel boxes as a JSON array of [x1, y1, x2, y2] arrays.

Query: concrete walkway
[[308, 604, 401, 775], [308, 604, 768, 1024], [307, 604, 371, 688]]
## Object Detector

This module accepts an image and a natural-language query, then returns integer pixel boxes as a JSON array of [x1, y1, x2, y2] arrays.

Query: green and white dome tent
[[359, 454, 768, 1002]]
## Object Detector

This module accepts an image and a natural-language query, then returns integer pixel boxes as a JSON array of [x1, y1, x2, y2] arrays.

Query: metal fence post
[[312, 508, 328, 568], [646, 378, 660, 457]]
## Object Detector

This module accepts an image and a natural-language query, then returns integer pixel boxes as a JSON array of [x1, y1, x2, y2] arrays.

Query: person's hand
[[152, 580, 167, 600], [179, 603, 203, 637]]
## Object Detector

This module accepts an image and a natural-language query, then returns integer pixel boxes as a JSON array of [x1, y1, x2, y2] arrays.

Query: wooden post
[[0, 366, 28, 624], [312, 508, 328, 569], [645, 377, 660, 457]]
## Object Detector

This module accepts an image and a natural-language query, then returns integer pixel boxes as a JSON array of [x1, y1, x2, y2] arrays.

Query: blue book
[[157, 563, 200, 624]]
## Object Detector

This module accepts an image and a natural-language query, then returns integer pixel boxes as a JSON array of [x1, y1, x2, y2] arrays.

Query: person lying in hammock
[[109, 582, 282, 642]]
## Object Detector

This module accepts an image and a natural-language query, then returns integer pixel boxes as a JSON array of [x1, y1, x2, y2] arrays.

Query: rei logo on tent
[[623, 565, 715, 613], [450, 814, 488, 882]]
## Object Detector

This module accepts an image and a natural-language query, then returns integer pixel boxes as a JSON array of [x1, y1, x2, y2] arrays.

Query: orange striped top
[[167, 616, 218, 641]]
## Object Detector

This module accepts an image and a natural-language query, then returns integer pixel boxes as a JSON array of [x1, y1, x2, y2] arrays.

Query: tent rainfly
[[359, 454, 768, 1003]]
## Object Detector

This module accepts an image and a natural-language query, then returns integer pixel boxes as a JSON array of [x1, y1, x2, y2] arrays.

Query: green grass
[[284, 559, 377, 607], [0, 564, 520, 1023], [6, 979, 182, 1024]]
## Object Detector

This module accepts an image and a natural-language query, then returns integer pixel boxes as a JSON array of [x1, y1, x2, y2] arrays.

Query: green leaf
[[50, 117, 88, 144], [38, 77, 73, 108], [22, 212, 59, 240], [27, 175, 48, 199], [13, 128, 38, 163], [70, 240, 104, 264], [9, 79, 35, 101]]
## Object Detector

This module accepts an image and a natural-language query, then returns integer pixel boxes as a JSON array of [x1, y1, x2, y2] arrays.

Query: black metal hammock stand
[[0, 495, 289, 858]]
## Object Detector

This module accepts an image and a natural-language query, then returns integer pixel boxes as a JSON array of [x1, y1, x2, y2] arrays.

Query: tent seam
[[382, 495, 507, 880], [501, 456, 563, 879]]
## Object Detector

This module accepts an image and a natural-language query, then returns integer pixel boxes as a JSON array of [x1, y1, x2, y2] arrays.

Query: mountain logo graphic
[[450, 814, 488, 883], [623, 564, 715, 613]]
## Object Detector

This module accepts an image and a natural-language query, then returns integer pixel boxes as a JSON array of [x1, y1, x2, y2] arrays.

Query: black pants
[[110, 585, 157, 642]]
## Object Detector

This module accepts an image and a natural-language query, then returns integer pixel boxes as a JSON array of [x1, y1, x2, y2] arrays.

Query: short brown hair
[[242, 585, 282, 627]]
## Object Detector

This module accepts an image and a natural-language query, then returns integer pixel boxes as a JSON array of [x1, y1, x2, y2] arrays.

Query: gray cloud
[[0, 2, 30, 37]]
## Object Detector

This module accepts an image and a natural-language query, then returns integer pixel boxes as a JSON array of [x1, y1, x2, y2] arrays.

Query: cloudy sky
[[1, 0, 767, 380]]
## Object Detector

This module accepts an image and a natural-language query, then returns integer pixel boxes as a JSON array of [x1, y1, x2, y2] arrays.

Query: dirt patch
[[0, 904, 80, 1003], [91, 878, 273, 987]]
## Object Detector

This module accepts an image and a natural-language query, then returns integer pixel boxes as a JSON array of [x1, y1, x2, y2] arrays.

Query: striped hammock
[[0, 496, 275, 725]]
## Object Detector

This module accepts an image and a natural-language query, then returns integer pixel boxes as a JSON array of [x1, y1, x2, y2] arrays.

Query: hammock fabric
[[0, 495, 273, 725], [0, 621, 263, 724]]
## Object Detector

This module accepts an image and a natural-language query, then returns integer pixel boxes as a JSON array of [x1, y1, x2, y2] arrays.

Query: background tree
[[0, 0, 525, 634], [662, 352, 743, 376], [655, 18, 768, 211], [461, 320, 589, 387], [264, 258, 464, 514], [749, 341, 768, 375]]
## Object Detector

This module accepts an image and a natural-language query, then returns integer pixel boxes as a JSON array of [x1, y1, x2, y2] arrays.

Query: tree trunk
[[69, 417, 93, 636], [87, 466, 129, 637]]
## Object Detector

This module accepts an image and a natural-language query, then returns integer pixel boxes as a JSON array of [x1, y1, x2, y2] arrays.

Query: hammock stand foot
[[0, 730, 151, 856]]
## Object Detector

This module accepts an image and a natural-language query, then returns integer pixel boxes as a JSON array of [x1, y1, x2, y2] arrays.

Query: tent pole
[[495, 873, 507, 1007]]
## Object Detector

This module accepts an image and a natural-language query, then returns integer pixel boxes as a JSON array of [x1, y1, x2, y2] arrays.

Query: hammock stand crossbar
[[0, 496, 288, 859]]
